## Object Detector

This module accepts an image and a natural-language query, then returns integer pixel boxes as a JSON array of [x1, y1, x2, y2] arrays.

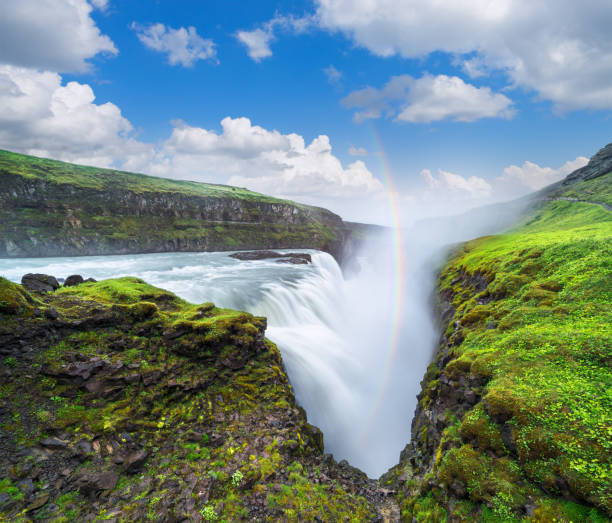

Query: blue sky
[[1, 1, 611, 223]]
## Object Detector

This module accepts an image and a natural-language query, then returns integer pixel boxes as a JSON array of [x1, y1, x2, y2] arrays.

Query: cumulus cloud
[[132, 23, 217, 67], [422, 169, 492, 199], [348, 146, 368, 156], [343, 74, 514, 123], [236, 14, 315, 62], [315, 0, 612, 111], [152, 118, 383, 199], [0, 65, 382, 208], [0, 65, 151, 168], [498, 156, 589, 191], [0, 0, 117, 72], [236, 29, 274, 62]]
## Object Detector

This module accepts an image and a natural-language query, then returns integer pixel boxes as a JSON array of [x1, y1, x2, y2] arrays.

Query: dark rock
[[463, 389, 477, 405], [229, 250, 283, 260], [0, 492, 12, 508], [44, 307, 59, 320], [75, 470, 119, 496], [123, 450, 148, 473], [64, 275, 85, 287], [563, 143, 612, 184], [85, 278, 97, 283], [76, 439, 93, 456], [186, 430, 203, 442], [449, 479, 467, 498], [63, 359, 105, 381], [230, 251, 312, 264], [276, 257, 309, 265], [501, 423, 517, 456], [18, 478, 36, 497], [21, 274, 60, 293], [26, 494, 49, 512], [40, 437, 69, 450]]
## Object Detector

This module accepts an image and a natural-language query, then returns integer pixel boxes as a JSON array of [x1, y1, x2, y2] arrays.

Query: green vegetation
[[0, 148, 350, 259], [0, 277, 377, 521], [0, 149, 288, 202], [547, 171, 612, 206], [391, 180, 611, 520]]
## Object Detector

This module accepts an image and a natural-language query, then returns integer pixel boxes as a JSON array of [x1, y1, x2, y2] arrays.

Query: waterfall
[[0, 245, 438, 476]]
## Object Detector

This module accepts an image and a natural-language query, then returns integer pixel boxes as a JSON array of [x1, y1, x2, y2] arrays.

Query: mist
[[0, 196, 530, 478]]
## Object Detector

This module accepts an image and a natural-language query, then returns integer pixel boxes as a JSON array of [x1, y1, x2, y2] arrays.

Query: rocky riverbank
[[0, 149, 379, 267]]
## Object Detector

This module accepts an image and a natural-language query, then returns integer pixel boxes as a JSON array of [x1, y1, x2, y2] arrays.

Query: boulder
[[229, 250, 283, 261], [230, 251, 312, 264], [123, 450, 148, 473], [21, 274, 60, 293], [276, 257, 309, 265], [74, 470, 119, 497], [64, 275, 85, 287]]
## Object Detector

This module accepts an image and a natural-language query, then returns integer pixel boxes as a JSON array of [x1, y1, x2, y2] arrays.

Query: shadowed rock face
[[563, 142, 612, 184], [0, 276, 397, 521], [0, 149, 382, 267]]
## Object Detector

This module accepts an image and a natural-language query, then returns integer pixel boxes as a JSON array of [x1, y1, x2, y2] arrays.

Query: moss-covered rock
[[0, 278, 392, 521], [384, 175, 611, 521]]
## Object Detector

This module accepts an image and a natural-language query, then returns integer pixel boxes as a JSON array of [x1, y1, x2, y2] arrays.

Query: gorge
[[0, 146, 610, 522]]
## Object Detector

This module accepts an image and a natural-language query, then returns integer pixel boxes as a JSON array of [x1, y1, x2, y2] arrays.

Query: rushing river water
[[0, 245, 437, 476]]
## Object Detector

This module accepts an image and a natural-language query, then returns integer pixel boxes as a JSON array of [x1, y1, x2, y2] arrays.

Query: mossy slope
[[0, 277, 386, 521], [384, 172, 611, 521], [0, 149, 369, 263]]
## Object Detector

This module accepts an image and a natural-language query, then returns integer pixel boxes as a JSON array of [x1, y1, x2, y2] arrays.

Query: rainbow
[[358, 123, 406, 445]]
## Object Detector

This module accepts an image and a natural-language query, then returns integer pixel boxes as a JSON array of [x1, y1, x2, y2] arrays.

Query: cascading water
[[0, 242, 438, 476]]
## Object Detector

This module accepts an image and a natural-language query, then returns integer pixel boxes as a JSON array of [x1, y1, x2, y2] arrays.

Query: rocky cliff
[[0, 275, 399, 521], [0, 150, 373, 265], [381, 146, 611, 521]]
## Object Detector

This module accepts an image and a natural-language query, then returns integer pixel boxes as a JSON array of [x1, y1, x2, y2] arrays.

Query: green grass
[[398, 181, 611, 521], [547, 171, 612, 206], [0, 149, 294, 204], [0, 149, 345, 257]]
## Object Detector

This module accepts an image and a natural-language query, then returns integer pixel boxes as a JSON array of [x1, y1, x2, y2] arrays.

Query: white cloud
[[0, 66, 382, 209], [236, 14, 315, 62], [348, 146, 367, 156], [324, 65, 342, 85], [498, 156, 589, 191], [421, 168, 492, 198], [0, 65, 151, 168], [315, 0, 612, 111], [0, 0, 117, 72], [132, 23, 217, 67], [90, 0, 109, 10], [154, 119, 384, 199], [343, 74, 514, 123], [236, 29, 274, 62]]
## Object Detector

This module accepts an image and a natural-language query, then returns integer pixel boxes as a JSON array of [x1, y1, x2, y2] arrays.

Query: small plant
[[200, 505, 218, 521], [3, 357, 17, 367], [231, 469, 244, 487]]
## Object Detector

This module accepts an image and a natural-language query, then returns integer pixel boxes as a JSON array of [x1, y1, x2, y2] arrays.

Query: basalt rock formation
[[0, 149, 376, 267], [0, 276, 398, 521], [382, 145, 611, 521]]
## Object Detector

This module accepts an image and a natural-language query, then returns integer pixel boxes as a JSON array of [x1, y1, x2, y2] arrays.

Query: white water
[[0, 244, 437, 476]]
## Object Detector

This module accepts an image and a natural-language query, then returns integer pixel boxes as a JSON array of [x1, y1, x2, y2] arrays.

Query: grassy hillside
[[0, 149, 363, 261], [0, 149, 288, 203], [385, 172, 611, 521], [0, 277, 388, 521]]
